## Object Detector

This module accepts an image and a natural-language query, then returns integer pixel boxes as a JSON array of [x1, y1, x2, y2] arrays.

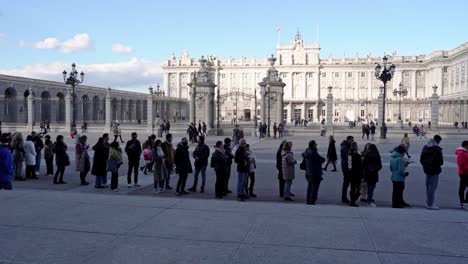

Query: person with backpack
[[362, 144, 382, 207], [125, 132, 142, 188], [44, 135, 54, 176], [174, 137, 192, 195], [348, 142, 363, 207], [340, 136, 354, 204], [91, 137, 109, 188], [420, 135, 444, 210], [108, 141, 122, 191], [235, 138, 249, 201], [189, 135, 210, 193], [302, 140, 325, 205], [455, 140, 468, 209], [245, 144, 257, 198], [76, 135, 91, 185], [53, 135, 69, 184], [223, 138, 234, 194]]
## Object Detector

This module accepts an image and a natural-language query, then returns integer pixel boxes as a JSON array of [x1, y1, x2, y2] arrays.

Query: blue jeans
[[192, 165, 207, 189], [306, 179, 321, 204], [35, 151, 42, 172], [95, 176, 106, 187], [367, 183, 376, 204], [426, 175, 439, 206], [284, 179, 293, 198], [237, 172, 248, 197]]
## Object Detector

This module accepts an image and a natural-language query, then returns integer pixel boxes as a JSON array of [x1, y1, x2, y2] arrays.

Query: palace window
[[283, 109, 288, 120], [361, 72, 366, 78], [405, 71, 410, 77], [361, 110, 365, 117], [347, 72, 352, 78], [308, 109, 314, 119], [335, 72, 340, 78], [335, 110, 339, 117], [280, 73, 287, 78], [221, 73, 226, 78], [322, 72, 326, 77], [321, 109, 326, 116], [307, 73, 313, 78], [294, 109, 302, 119]]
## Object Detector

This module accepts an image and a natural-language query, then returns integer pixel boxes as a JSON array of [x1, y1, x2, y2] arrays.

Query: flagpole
[[277, 25, 281, 48]]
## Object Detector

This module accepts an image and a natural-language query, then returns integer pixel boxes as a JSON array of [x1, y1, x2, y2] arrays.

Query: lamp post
[[154, 83, 165, 97], [393, 82, 408, 126], [375, 56, 396, 139], [254, 88, 258, 129], [217, 86, 221, 135], [267, 84, 271, 137], [62, 63, 84, 129]]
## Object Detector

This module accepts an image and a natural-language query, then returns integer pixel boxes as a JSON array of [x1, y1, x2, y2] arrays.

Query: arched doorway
[[92, 96, 100, 121], [4, 87, 17, 122], [56, 92, 65, 123], [82, 95, 89, 122], [40, 91, 51, 122]]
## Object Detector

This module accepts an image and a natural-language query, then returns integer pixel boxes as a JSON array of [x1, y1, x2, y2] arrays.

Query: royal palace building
[[162, 32, 468, 126]]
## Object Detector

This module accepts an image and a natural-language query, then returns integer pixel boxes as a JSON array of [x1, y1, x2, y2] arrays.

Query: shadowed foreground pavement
[[1, 189, 468, 264]]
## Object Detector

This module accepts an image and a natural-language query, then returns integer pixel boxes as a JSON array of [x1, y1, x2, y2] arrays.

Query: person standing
[[11, 133, 25, 181], [455, 141, 468, 209], [362, 144, 382, 207], [91, 137, 109, 188], [282, 141, 296, 201], [44, 135, 54, 176], [276, 140, 287, 197], [76, 135, 91, 185], [32, 131, 44, 175], [245, 144, 257, 198], [348, 142, 363, 207], [152, 140, 167, 193], [0, 134, 14, 190], [223, 138, 234, 194], [108, 141, 122, 191], [161, 133, 174, 190], [232, 125, 241, 145], [273, 123, 278, 139], [258, 122, 263, 139], [235, 138, 249, 201], [401, 133, 411, 158], [211, 141, 227, 198], [278, 123, 284, 138], [420, 135, 444, 210], [174, 137, 192, 195], [323, 135, 337, 171], [364, 124, 370, 140], [390, 145, 410, 208], [302, 140, 325, 205], [24, 135, 37, 179], [202, 122, 207, 136], [189, 135, 210, 193], [53, 135, 69, 184], [340, 136, 354, 204], [370, 122, 376, 141], [125, 132, 142, 188]]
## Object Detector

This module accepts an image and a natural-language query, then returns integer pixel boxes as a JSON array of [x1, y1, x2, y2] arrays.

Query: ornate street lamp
[[154, 83, 165, 97], [62, 63, 84, 129], [267, 84, 271, 137], [393, 82, 408, 125], [216, 85, 221, 135], [375, 56, 395, 139]]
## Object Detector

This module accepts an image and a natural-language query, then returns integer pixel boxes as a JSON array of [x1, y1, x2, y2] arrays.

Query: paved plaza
[[1, 129, 468, 263]]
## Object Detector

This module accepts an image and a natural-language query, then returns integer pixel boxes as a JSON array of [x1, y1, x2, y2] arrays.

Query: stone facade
[[162, 32, 468, 125], [0, 74, 189, 132]]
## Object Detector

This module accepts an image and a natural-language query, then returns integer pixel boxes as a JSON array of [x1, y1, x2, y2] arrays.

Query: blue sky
[[0, 0, 467, 91]]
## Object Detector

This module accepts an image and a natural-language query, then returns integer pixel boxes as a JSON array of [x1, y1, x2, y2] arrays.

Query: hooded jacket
[[174, 142, 192, 174], [390, 151, 406, 182], [455, 147, 468, 176], [340, 140, 351, 171], [211, 147, 227, 173], [302, 147, 325, 182], [420, 139, 444, 176]]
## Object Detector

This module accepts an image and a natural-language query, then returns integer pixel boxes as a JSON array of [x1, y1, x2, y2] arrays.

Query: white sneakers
[[426, 205, 440, 210], [153, 188, 160, 194], [460, 203, 468, 210], [369, 203, 377, 208]]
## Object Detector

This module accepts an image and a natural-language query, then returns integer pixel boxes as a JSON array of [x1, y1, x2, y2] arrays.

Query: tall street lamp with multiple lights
[[375, 56, 395, 139], [393, 82, 408, 126], [62, 63, 84, 129]]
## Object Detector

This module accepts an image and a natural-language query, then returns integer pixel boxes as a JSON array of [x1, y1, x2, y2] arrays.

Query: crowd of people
[[0, 128, 467, 211]]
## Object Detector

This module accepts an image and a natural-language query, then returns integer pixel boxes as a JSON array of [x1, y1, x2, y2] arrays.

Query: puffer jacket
[[281, 150, 296, 180], [390, 151, 406, 182], [455, 147, 468, 176], [420, 139, 444, 176], [24, 141, 36, 166]]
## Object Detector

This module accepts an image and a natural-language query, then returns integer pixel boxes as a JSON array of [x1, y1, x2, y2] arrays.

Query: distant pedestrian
[[53, 135, 69, 184], [141, 144, 153, 175], [390, 145, 410, 208], [223, 138, 234, 194], [273, 123, 278, 138], [348, 142, 363, 207], [32, 131, 44, 175], [401, 133, 411, 158], [362, 144, 382, 207], [455, 140, 468, 209], [161, 133, 175, 190], [76, 135, 90, 185], [24, 135, 37, 179], [233, 125, 241, 145], [44, 135, 54, 176], [108, 141, 122, 191], [281, 141, 297, 202], [189, 135, 210, 193], [11, 133, 25, 181], [174, 137, 192, 195], [112, 123, 124, 143], [302, 140, 325, 205], [235, 138, 249, 201], [0, 134, 13, 190], [420, 135, 444, 210], [245, 144, 257, 197], [370, 122, 376, 140], [340, 136, 354, 204], [364, 124, 370, 140], [278, 123, 284, 138], [276, 140, 287, 197], [152, 139, 167, 193], [91, 137, 109, 188], [360, 143, 372, 203], [323, 135, 337, 171], [202, 122, 207, 136], [125, 132, 142, 188], [211, 141, 227, 198]]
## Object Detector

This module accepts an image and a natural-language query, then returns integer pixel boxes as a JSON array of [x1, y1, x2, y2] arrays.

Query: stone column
[[326, 87, 333, 126], [64, 88, 71, 133], [411, 70, 417, 98], [377, 92, 384, 125], [104, 88, 112, 133], [277, 91, 284, 124], [27, 88, 35, 132], [431, 86, 439, 129], [176, 73, 181, 98], [301, 102, 306, 120], [303, 72, 307, 98], [147, 87, 154, 134], [163, 73, 169, 96], [260, 89, 266, 123], [190, 85, 196, 124]]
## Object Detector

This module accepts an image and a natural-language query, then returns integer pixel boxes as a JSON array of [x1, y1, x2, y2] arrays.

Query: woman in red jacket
[[455, 140, 468, 209]]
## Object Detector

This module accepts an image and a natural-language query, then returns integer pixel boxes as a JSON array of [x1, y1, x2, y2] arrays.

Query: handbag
[[63, 154, 71, 167], [106, 159, 117, 172], [299, 158, 306, 171]]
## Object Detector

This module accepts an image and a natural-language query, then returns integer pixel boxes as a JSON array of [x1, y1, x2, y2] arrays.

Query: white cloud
[[35, 37, 60, 49], [0, 58, 163, 92], [112, 43, 133, 54], [31, 33, 93, 53], [18, 40, 26, 47], [0, 33, 5, 38]]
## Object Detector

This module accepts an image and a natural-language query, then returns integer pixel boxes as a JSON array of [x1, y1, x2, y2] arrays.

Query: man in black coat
[[211, 141, 227, 198], [276, 140, 286, 197], [188, 136, 210, 193], [420, 135, 444, 210], [175, 137, 192, 194], [223, 138, 234, 193], [125, 132, 142, 187], [340, 135, 354, 204], [302, 140, 326, 205]]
